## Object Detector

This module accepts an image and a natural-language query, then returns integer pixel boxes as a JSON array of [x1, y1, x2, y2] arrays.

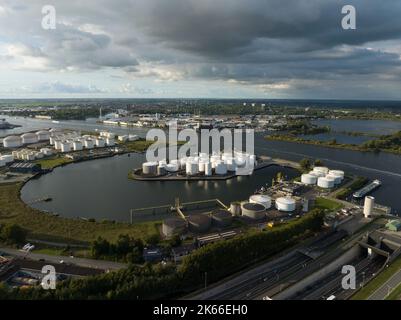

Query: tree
[[314, 159, 324, 166], [0, 224, 27, 245], [299, 158, 311, 171], [91, 237, 110, 258]]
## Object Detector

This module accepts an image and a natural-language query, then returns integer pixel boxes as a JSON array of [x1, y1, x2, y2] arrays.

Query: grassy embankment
[[352, 255, 401, 300], [314, 197, 343, 211]]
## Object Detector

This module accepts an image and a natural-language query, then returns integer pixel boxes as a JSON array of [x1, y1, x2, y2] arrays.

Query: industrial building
[[9, 162, 41, 173]]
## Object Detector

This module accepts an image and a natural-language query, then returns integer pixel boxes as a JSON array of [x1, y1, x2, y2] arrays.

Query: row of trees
[[6, 209, 324, 300], [299, 158, 324, 172]]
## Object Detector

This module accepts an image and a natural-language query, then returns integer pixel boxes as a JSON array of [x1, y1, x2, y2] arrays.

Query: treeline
[[5, 209, 324, 300], [361, 131, 401, 153]]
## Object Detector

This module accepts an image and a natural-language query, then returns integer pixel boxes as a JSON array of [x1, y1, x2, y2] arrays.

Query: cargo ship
[[353, 179, 382, 199]]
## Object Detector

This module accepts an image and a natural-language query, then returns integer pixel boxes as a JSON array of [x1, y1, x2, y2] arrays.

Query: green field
[[315, 197, 343, 211], [0, 182, 161, 245], [35, 156, 73, 169]]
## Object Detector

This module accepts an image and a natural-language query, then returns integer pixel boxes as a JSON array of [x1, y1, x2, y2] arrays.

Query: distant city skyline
[[1, 0, 401, 100]]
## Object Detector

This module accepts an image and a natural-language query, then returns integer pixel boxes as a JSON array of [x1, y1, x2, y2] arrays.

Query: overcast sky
[[0, 0, 401, 100]]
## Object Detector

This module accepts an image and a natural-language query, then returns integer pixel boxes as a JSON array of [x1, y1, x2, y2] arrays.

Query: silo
[[301, 173, 318, 185], [3, 136, 23, 148], [162, 217, 187, 237], [249, 194, 272, 209], [21, 133, 39, 144], [204, 162, 212, 176], [36, 130, 50, 141], [241, 202, 266, 220], [211, 209, 233, 228], [364, 196, 374, 218], [275, 197, 296, 212], [317, 177, 335, 189], [84, 139, 94, 149], [230, 202, 242, 216], [215, 162, 228, 175], [187, 214, 211, 233], [142, 162, 158, 175]]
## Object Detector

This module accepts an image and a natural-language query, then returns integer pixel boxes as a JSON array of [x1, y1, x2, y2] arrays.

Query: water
[[302, 133, 370, 145], [313, 119, 401, 135], [3, 116, 401, 218]]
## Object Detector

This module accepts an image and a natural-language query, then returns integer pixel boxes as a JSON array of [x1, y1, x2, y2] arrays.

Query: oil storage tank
[[301, 173, 318, 185], [186, 161, 199, 175], [211, 209, 233, 228], [215, 162, 228, 175], [326, 174, 342, 185], [317, 176, 335, 189], [3, 136, 22, 148], [21, 133, 39, 144], [230, 202, 241, 216], [142, 162, 158, 175], [36, 130, 50, 141], [162, 217, 187, 237], [241, 202, 266, 220], [249, 194, 272, 209], [187, 214, 211, 233], [275, 197, 296, 212]]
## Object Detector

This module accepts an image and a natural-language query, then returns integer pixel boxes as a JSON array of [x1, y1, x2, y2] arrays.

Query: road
[[0, 247, 126, 271], [368, 266, 401, 300]]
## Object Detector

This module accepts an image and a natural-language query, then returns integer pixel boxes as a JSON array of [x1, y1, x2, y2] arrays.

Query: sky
[[0, 0, 401, 100]]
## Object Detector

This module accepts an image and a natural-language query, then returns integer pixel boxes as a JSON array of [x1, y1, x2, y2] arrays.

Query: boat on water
[[52, 120, 60, 124], [353, 179, 382, 199]]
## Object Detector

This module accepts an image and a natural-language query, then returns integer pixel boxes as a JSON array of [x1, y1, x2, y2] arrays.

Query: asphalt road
[[368, 266, 401, 300], [0, 247, 126, 271]]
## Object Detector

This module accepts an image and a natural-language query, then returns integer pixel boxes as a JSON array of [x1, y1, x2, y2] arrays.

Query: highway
[[368, 265, 401, 300], [0, 247, 127, 271]]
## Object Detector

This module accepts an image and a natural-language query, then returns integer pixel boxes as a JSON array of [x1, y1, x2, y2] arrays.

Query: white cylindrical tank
[[364, 196, 374, 218], [84, 139, 94, 149], [21, 133, 39, 144], [73, 141, 83, 151], [249, 194, 272, 209], [301, 173, 318, 185], [60, 142, 72, 153], [204, 162, 212, 176], [40, 148, 53, 156], [275, 197, 296, 212], [95, 138, 105, 147], [310, 170, 324, 178], [142, 162, 158, 175], [198, 161, 206, 172], [106, 138, 115, 146], [329, 170, 345, 178], [215, 162, 228, 175], [186, 161, 199, 175], [313, 166, 329, 175], [36, 130, 50, 141], [317, 177, 335, 189], [3, 135, 23, 148], [165, 163, 179, 172], [326, 174, 341, 185]]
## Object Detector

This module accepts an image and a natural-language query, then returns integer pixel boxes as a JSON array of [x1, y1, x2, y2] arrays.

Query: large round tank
[[317, 177, 335, 189], [142, 162, 158, 175], [3, 135, 22, 148], [95, 138, 105, 147], [326, 174, 341, 185], [21, 133, 39, 144], [84, 139, 94, 149], [310, 170, 324, 178], [230, 202, 242, 216], [73, 141, 83, 151], [249, 194, 272, 209], [225, 157, 236, 171], [329, 170, 344, 178], [187, 214, 211, 233], [186, 161, 199, 175], [157, 165, 166, 176], [106, 138, 115, 146], [60, 141, 72, 153], [215, 162, 228, 175], [313, 166, 329, 175], [204, 162, 212, 176], [211, 209, 233, 227], [36, 130, 50, 141], [301, 173, 318, 185], [275, 197, 296, 212], [162, 217, 187, 237], [241, 202, 266, 220], [0, 154, 14, 164], [165, 163, 179, 172]]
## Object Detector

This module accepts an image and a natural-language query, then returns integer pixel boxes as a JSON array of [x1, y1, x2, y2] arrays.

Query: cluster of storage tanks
[[142, 151, 256, 176], [162, 209, 234, 237], [301, 166, 345, 189], [2, 130, 51, 148], [51, 131, 115, 153], [0, 154, 14, 167], [10, 148, 53, 161]]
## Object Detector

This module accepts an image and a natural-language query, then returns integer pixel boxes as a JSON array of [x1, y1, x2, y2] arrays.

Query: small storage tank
[[249, 194, 272, 209], [162, 217, 187, 237], [142, 162, 158, 175], [317, 176, 335, 189], [106, 138, 115, 146], [0, 154, 14, 164], [60, 142, 72, 153], [73, 141, 83, 151], [198, 161, 206, 172], [241, 202, 266, 220], [21, 133, 39, 144], [313, 166, 329, 175], [36, 130, 50, 141], [326, 174, 341, 185], [187, 214, 211, 233], [301, 173, 318, 185], [329, 170, 345, 178], [186, 161, 199, 175], [40, 148, 53, 156], [275, 197, 296, 212], [215, 162, 228, 175], [310, 170, 324, 178], [157, 165, 166, 176], [166, 163, 179, 172], [230, 202, 242, 216], [84, 139, 94, 149], [3, 135, 22, 148], [211, 209, 233, 227], [225, 158, 236, 171]]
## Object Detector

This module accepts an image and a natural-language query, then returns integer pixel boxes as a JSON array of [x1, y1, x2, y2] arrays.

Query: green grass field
[[35, 156, 73, 169], [315, 197, 343, 211], [0, 182, 161, 245]]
